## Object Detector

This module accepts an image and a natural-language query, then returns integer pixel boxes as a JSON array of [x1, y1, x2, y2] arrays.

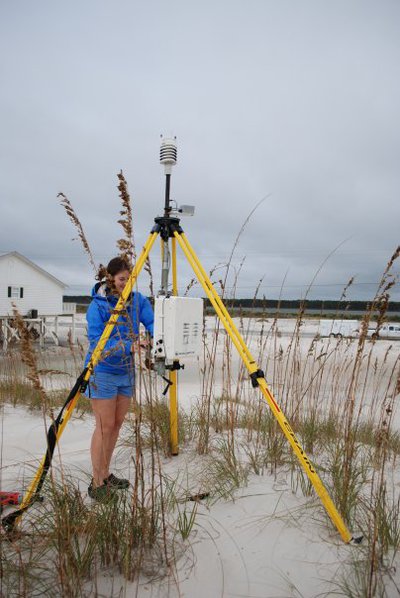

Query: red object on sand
[[0, 492, 22, 507]]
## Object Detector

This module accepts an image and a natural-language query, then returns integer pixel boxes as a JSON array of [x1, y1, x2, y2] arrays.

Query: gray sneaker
[[88, 480, 115, 502], [104, 473, 130, 490]]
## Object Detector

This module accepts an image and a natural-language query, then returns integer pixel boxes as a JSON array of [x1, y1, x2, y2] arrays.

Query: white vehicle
[[367, 323, 400, 339], [319, 319, 359, 339]]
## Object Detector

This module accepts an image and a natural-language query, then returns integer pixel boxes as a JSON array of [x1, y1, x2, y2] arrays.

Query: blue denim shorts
[[86, 370, 134, 400]]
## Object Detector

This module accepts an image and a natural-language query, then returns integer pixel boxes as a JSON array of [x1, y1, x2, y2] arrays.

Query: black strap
[[250, 369, 265, 388], [2, 368, 89, 533]]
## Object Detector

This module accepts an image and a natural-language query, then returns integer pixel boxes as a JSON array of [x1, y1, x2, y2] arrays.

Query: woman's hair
[[96, 257, 131, 282]]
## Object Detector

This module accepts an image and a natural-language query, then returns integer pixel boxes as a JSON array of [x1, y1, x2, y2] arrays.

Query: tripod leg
[[169, 237, 179, 455], [174, 231, 353, 543], [5, 232, 159, 530]]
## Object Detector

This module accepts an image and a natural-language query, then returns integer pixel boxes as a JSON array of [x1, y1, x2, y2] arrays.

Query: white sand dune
[[1, 317, 399, 596]]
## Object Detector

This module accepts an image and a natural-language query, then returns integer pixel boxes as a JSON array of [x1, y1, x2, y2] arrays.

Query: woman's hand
[[131, 336, 153, 369], [131, 334, 152, 355]]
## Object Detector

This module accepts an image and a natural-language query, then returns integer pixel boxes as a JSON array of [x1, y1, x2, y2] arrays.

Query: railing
[[62, 302, 76, 314]]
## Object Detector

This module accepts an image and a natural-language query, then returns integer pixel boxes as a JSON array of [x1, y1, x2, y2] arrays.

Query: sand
[[1, 316, 399, 596]]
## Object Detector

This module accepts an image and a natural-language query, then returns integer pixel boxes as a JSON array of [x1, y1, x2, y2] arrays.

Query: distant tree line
[[203, 298, 400, 312], [64, 295, 92, 305], [63, 295, 400, 313]]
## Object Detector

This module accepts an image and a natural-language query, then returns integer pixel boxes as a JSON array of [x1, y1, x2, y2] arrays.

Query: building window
[[7, 286, 24, 299]]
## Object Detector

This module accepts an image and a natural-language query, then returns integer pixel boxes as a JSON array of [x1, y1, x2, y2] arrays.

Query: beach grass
[[0, 189, 399, 596]]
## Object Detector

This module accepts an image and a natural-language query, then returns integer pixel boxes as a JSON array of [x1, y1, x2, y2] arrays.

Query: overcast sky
[[1, 1, 399, 301]]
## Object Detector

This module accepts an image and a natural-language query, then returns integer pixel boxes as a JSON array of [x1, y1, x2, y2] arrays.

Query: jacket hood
[[90, 282, 134, 303], [91, 282, 109, 298]]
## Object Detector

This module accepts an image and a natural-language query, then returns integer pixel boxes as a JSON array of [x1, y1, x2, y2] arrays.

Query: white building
[[0, 251, 66, 317]]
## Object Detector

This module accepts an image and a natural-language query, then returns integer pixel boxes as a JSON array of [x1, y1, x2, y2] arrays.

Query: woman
[[85, 257, 154, 501]]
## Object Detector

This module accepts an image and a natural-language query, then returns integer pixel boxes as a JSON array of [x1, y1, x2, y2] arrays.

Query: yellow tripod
[[2, 145, 361, 544]]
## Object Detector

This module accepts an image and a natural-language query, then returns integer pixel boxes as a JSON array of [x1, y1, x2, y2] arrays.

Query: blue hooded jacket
[[85, 283, 154, 375]]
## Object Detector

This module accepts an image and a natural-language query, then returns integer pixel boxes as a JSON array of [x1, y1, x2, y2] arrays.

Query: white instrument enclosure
[[152, 296, 203, 364]]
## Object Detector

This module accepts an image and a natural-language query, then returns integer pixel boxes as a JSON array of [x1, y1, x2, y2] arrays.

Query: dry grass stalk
[[57, 192, 97, 272], [116, 170, 136, 263], [144, 255, 154, 297], [222, 194, 270, 299], [116, 171, 155, 295], [337, 247, 400, 520], [11, 306, 47, 405]]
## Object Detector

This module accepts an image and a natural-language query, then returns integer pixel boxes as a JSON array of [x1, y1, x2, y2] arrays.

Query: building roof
[[0, 251, 66, 288]]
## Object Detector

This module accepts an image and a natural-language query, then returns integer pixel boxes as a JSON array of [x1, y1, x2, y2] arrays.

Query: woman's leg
[[104, 394, 130, 473], [90, 395, 131, 487], [90, 398, 118, 487]]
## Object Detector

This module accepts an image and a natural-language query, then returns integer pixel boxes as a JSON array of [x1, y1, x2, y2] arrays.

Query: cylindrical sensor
[[160, 137, 177, 173]]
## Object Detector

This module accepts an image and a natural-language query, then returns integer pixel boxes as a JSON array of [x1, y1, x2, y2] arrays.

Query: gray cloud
[[1, 0, 399, 300]]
